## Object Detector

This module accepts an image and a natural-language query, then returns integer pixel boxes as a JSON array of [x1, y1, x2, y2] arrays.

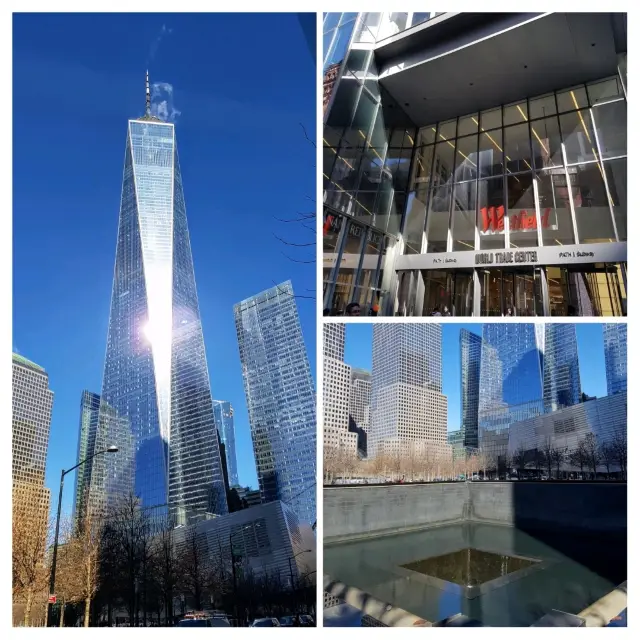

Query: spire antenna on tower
[[145, 70, 151, 116]]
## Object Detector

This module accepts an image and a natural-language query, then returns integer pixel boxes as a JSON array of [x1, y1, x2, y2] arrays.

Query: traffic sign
[[48, 595, 56, 604]]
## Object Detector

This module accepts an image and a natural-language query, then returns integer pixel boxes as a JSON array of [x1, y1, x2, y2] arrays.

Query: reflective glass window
[[454, 135, 478, 182], [477, 177, 505, 250], [426, 184, 451, 252], [452, 181, 477, 251], [592, 100, 627, 159], [504, 100, 528, 126], [573, 163, 616, 243], [604, 158, 627, 241], [403, 187, 428, 254], [504, 123, 532, 174], [437, 119, 457, 141], [537, 170, 576, 246], [480, 108, 501, 131], [507, 173, 538, 248], [557, 86, 588, 113], [414, 145, 435, 188], [531, 116, 563, 169], [529, 93, 557, 120], [458, 113, 478, 137], [559, 110, 598, 164], [479, 128, 503, 177], [432, 141, 455, 186], [587, 77, 624, 105], [418, 125, 437, 146]]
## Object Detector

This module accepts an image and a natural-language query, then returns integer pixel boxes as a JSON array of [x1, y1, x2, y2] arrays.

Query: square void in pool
[[400, 548, 544, 599]]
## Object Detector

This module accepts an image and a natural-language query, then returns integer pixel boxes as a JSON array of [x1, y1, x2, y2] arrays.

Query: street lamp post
[[46, 445, 118, 627], [288, 549, 312, 619]]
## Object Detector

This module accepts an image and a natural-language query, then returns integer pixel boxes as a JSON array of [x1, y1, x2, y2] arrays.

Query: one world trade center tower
[[99, 73, 227, 523]]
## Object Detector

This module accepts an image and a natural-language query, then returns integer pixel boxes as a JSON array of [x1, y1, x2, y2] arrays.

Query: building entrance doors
[[479, 268, 544, 317], [420, 271, 474, 317]]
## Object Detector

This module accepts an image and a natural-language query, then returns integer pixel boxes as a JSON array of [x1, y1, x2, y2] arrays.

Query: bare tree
[[176, 526, 210, 611], [598, 441, 616, 478], [540, 438, 555, 479], [581, 433, 601, 479], [550, 446, 568, 479], [568, 441, 588, 479], [150, 526, 179, 624], [54, 516, 82, 627], [610, 429, 627, 480], [12, 484, 51, 627], [511, 445, 527, 480]]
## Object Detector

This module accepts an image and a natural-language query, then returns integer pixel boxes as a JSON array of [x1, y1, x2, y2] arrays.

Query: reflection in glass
[[504, 123, 532, 174], [479, 128, 503, 177], [537, 170, 576, 246], [531, 116, 563, 168], [587, 77, 624, 105], [560, 110, 598, 164], [454, 135, 478, 182], [403, 187, 428, 255], [478, 177, 505, 250], [414, 145, 435, 187], [529, 93, 557, 119], [507, 173, 538, 248], [503, 101, 528, 126], [452, 181, 477, 251], [323, 210, 343, 294], [480, 108, 501, 131], [432, 140, 455, 186], [556, 86, 588, 113], [592, 100, 627, 159], [573, 163, 616, 243], [438, 119, 456, 141], [458, 113, 479, 137], [418, 125, 437, 146], [325, 22, 355, 69], [604, 158, 627, 241], [426, 184, 451, 252]]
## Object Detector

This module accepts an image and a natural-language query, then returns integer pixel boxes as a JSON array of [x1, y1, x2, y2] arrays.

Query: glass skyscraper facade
[[603, 323, 627, 395], [460, 329, 482, 449], [478, 323, 583, 464], [212, 400, 239, 487], [100, 88, 227, 523], [543, 324, 582, 412], [234, 281, 316, 525], [478, 324, 545, 463]]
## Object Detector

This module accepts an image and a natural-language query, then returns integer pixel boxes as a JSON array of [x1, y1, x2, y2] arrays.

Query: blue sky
[[343, 323, 609, 431], [12, 13, 316, 516]]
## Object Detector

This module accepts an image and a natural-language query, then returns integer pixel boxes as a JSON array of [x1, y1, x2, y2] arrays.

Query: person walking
[[345, 302, 361, 316]]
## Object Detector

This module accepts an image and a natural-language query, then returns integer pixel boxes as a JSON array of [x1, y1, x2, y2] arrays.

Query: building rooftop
[[12, 352, 46, 373]]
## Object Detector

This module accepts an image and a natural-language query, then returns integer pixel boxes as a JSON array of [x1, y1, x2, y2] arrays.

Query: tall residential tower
[[234, 281, 316, 525]]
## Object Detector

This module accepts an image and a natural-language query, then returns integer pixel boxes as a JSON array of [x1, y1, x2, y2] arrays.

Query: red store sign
[[481, 206, 553, 233]]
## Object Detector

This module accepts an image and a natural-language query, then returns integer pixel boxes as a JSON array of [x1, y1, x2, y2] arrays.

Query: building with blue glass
[[460, 328, 482, 449], [212, 400, 239, 487], [100, 73, 227, 523], [234, 281, 316, 525], [603, 323, 627, 395], [323, 13, 627, 317], [477, 323, 583, 465]]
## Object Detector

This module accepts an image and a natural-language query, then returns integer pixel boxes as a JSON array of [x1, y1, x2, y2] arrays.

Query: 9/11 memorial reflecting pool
[[324, 522, 626, 626]]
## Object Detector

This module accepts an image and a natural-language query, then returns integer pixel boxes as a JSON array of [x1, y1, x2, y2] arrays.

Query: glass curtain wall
[[403, 76, 627, 256]]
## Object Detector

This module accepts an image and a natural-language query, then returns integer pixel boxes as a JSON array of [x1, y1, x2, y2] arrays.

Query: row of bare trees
[[13, 490, 315, 627], [324, 430, 627, 484]]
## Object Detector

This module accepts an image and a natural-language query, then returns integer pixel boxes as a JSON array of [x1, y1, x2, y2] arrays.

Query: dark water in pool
[[324, 522, 626, 626]]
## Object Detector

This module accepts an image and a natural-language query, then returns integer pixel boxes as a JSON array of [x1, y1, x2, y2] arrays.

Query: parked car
[[279, 616, 294, 627], [251, 618, 280, 627], [210, 618, 231, 627], [178, 618, 214, 627], [298, 614, 315, 627]]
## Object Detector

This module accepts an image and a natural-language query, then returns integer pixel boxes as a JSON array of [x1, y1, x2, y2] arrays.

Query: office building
[[323, 323, 345, 360], [234, 281, 316, 525], [323, 326, 357, 456], [100, 73, 227, 523], [370, 324, 447, 458], [350, 368, 371, 433], [12, 353, 54, 517], [603, 323, 627, 395], [543, 324, 582, 412], [323, 12, 627, 316], [460, 329, 482, 448], [212, 400, 239, 487]]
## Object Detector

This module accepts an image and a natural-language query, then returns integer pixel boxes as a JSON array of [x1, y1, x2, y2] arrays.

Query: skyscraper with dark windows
[[212, 400, 239, 487], [100, 73, 227, 524], [603, 323, 627, 395], [460, 329, 482, 449], [234, 281, 316, 525]]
